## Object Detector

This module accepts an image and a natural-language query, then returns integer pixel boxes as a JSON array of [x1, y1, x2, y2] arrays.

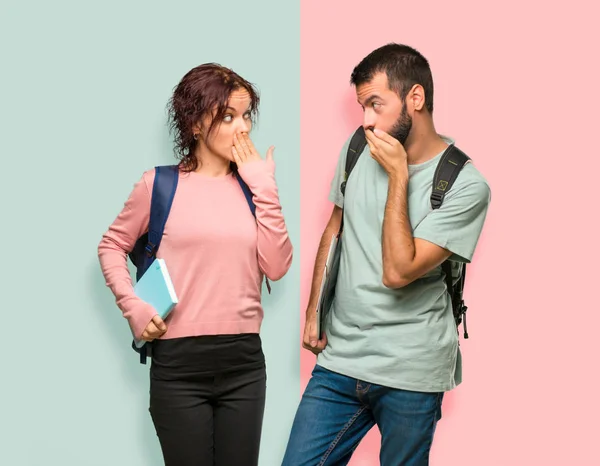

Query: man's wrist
[[388, 167, 409, 186], [306, 303, 317, 319]]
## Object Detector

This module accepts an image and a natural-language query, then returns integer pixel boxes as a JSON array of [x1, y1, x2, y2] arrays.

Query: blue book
[[132, 258, 178, 348]]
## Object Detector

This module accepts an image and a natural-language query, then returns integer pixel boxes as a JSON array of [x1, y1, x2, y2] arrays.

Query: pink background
[[300, 1, 600, 464]]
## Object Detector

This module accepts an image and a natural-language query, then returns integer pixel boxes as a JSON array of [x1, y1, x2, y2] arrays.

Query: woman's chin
[[217, 152, 235, 164]]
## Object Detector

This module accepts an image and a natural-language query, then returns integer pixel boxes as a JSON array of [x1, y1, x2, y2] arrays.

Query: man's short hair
[[351, 43, 434, 113]]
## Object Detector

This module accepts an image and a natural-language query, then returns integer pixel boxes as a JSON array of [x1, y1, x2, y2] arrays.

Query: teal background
[[0, 1, 300, 465]]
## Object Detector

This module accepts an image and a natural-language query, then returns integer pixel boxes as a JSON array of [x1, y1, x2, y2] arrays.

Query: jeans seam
[[318, 405, 367, 466], [422, 393, 443, 461]]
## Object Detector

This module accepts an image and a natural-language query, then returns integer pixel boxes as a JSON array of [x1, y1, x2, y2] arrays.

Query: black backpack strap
[[456, 263, 468, 338], [341, 126, 367, 196], [430, 144, 470, 210], [132, 339, 149, 364], [442, 260, 469, 339], [433, 144, 471, 338], [338, 126, 367, 235]]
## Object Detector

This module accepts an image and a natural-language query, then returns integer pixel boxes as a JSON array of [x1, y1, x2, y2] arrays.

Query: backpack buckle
[[145, 242, 156, 257], [431, 190, 444, 209]]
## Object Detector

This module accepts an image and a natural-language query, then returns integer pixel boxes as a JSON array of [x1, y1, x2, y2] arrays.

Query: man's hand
[[302, 309, 327, 355], [365, 128, 408, 176], [141, 315, 167, 342]]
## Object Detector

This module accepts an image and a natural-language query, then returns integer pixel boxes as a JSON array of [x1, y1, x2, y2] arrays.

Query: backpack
[[340, 126, 472, 339], [128, 164, 266, 364]]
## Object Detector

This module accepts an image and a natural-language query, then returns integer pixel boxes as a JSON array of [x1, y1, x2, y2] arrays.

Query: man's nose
[[362, 111, 376, 132]]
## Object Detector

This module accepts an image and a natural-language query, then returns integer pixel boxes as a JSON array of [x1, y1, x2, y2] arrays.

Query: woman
[[98, 63, 293, 466]]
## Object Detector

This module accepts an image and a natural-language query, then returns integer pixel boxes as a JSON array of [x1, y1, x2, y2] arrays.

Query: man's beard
[[388, 105, 412, 145]]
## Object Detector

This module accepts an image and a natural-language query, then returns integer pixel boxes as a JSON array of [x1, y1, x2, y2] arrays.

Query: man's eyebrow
[[358, 94, 383, 106]]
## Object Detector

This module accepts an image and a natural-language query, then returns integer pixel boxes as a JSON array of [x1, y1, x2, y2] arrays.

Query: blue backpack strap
[[236, 173, 256, 217], [144, 165, 179, 268], [133, 164, 179, 364], [235, 173, 271, 293]]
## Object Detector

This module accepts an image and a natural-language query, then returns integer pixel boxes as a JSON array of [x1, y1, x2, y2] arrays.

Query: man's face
[[356, 72, 412, 144]]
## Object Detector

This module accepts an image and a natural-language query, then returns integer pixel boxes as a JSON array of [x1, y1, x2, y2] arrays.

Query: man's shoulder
[[452, 161, 491, 204], [438, 140, 491, 201]]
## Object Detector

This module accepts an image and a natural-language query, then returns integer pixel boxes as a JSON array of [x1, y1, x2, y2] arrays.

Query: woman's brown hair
[[167, 63, 260, 172]]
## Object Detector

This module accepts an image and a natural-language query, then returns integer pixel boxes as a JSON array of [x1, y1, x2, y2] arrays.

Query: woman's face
[[198, 88, 254, 162]]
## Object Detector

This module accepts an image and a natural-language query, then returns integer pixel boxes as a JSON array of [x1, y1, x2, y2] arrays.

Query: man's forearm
[[381, 171, 414, 286], [307, 218, 341, 316]]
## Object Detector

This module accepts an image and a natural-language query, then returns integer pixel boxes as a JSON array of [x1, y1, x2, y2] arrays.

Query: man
[[282, 43, 491, 466]]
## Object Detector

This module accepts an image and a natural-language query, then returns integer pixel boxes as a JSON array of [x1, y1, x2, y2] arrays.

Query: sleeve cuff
[[127, 300, 158, 340]]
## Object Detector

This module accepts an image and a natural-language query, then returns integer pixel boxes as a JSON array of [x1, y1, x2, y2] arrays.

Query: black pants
[[149, 333, 267, 466]]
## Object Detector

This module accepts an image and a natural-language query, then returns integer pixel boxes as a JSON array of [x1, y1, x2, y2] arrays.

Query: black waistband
[[150, 333, 265, 375]]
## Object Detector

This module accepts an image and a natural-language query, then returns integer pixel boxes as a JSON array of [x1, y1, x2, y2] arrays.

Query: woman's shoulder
[[137, 164, 184, 195]]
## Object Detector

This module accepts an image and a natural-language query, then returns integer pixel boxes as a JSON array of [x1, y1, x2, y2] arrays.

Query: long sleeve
[[237, 159, 293, 281], [97, 171, 158, 339]]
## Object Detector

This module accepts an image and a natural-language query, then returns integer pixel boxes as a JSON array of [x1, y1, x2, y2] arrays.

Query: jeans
[[281, 364, 443, 466]]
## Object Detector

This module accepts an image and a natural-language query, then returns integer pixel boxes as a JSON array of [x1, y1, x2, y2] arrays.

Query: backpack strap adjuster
[[430, 191, 444, 209], [145, 242, 156, 257]]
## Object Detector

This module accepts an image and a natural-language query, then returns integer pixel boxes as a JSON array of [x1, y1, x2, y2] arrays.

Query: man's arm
[[366, 128, 452, 289], [303, 205, 342, 353], [381, 173, 451, 288], [307, 205, 342, 312]]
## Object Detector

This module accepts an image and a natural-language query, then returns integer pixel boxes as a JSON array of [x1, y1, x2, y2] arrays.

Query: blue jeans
[[281, 365, 444, 466]]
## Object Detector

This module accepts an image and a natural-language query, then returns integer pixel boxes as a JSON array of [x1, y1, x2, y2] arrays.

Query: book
[[316, 232, 342, 337], [132, 258, 178, 348]]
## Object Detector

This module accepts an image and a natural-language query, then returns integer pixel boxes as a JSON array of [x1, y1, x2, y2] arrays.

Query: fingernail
[[310, 341, 317, 347]]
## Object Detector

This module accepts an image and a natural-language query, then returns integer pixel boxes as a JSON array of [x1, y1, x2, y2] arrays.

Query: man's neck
[[403, 122, 448, 166]]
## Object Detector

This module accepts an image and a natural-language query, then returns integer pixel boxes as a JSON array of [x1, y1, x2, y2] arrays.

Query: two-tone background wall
[[1, 0, 598, 464]]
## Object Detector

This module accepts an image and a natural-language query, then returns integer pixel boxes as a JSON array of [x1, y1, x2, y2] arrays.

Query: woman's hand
[[141, 315, 167, 342], [232, 132, 274, 166]]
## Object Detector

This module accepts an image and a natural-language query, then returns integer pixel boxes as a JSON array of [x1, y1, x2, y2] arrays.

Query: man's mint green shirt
[[317, 134, 491, 392]]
